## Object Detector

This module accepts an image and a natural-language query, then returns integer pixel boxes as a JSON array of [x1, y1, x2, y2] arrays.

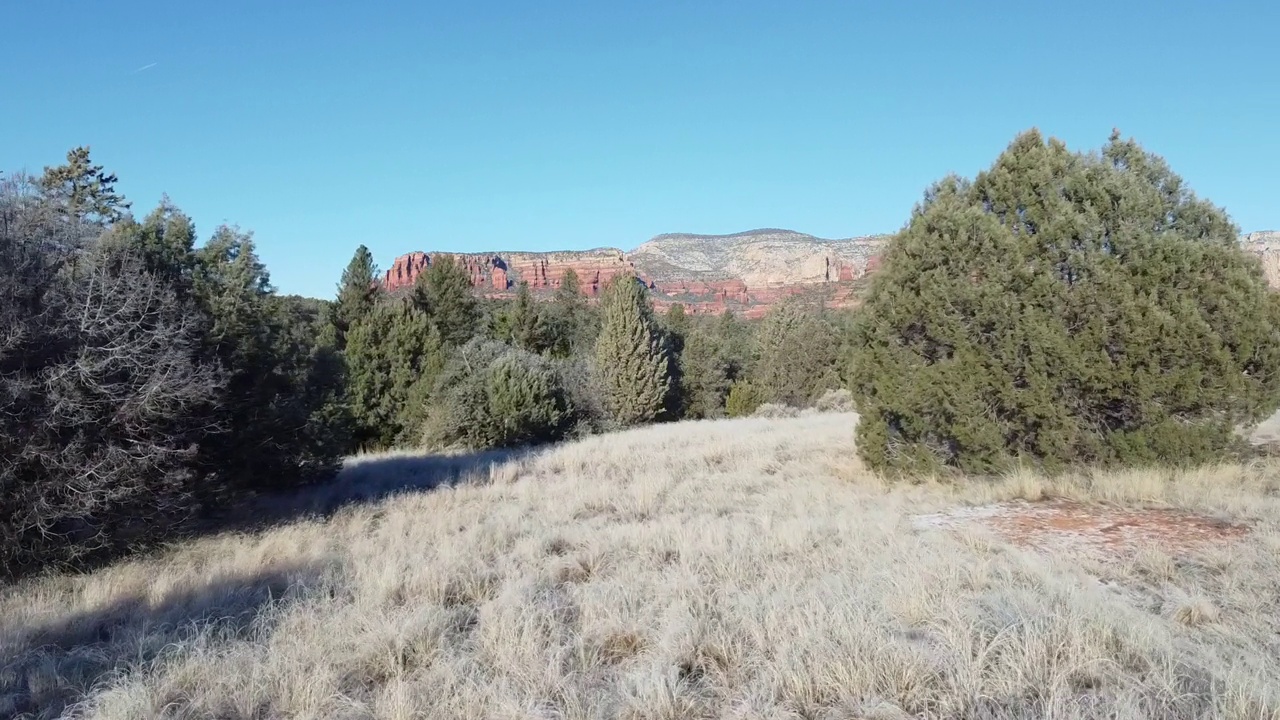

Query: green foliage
[[414, 254, 480, 346], [678, 311, 751, 418], [505, 281, 554, 354], [346, 299, 444, 448], [543, 268, 598, 357], [659, 303, 689, 417], [663, 303, 690, 336], [191, 226, 347, 497], [332, 244, 380, 349], [424, 339, 574, 450], [271, 294, 356, 460], [38, 146, 130, 226], [725, 379, 767, 418], [593, 276, 673, 426], [98, 197, 198, 287], [752, 298, 841, 406], [851, 129, 1280, 475]]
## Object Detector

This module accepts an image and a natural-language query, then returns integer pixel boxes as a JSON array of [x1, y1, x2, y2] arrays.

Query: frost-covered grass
[[4, 413, 1280, 719]]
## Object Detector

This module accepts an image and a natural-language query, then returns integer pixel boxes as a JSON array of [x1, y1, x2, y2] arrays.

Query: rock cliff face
[[383, 229, 887, 317], [384, 229, 1280, 316], [1243, 232, 1280, 288]]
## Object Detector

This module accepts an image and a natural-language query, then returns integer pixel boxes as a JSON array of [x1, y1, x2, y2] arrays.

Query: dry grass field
[[3, 413, 1280, 719]]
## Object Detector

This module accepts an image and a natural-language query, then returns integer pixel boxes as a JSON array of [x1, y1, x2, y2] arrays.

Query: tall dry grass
[[3, 412, 1280, 719]]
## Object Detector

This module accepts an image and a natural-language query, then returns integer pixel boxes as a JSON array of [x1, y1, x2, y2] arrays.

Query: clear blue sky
[[5, 1, 1277, 298]]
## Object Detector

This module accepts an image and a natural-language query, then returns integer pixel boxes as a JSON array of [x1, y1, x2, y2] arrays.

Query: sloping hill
[[4, 414, 1279, 718]]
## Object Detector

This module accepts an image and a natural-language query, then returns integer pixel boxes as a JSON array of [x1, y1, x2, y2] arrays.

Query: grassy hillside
[[3, 414, 1280, 719]]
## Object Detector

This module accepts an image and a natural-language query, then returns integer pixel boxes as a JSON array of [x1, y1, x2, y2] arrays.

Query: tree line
[[334, 240, 854, 452]]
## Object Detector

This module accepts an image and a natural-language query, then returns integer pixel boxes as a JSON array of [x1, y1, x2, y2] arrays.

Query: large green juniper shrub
[[850, 129, 1280, 475], [424, 338, 575, 450]]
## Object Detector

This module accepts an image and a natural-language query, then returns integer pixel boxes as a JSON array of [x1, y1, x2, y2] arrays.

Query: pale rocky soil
[[3, 413, 1280, 719], [1248, 408, 1280, 446]]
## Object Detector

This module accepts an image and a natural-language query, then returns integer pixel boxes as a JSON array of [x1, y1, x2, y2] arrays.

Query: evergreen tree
[[718, 310, 754, 380], [414, 254, 480, 346], [679, 313, 749, 419], [346, 299, 443, 447], [545, 268, 598, 356], [193, 226, 343, 497], [423, 338, 574, 450], [507, 280, 551, 353], [725, 379, 767, 418], [0, 197, 222, 577], [752, 298, 840, 407], [100, 197, 198, 286], [271, 294, 356, 459], [332, 244, 380, 349], [38, 146, 130, 226], [593, 275, 672, 426], [851, 129, 1280, 474], [660, 303, 690, 417]]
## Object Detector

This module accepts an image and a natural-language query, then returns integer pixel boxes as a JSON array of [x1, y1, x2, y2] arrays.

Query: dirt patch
[[913, 500, 1249, 561]]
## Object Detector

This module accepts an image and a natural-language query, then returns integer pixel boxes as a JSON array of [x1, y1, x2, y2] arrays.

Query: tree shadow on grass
[[216, 446, 537, 534], [0, 562, 325, 719]]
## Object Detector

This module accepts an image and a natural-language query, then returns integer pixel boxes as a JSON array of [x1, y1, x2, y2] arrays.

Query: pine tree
[[38, 146, 130, 226], [97, 198, 198, 295], [136, 197, 197, 284], [346, 300, 443, 448], [508, 280, 550, 353], [851, 129, 1280, 474], [752, 298, 840, 407], [660, 303, 689, 418], [332, 245, 379, 349], [193, 226, 343, 496], [593, 275, 672, 426], [414, 254, 480, 346], [545, 268, 596, 356], [679, 314, 747, 419]]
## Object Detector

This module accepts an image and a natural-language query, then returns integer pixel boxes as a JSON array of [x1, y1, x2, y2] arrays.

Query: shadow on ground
[[217, 446, 536, 534], [0, 562, 326, 719]]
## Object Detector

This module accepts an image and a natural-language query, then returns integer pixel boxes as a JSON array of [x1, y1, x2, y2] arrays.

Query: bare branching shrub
[[0, 181, 222, 578]]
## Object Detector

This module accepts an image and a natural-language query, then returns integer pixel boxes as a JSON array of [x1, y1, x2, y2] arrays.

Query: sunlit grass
[[3, 412, 1279, 718]]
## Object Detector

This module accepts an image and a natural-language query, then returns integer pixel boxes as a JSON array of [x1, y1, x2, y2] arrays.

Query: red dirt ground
[[913, 500, 1250, 560]]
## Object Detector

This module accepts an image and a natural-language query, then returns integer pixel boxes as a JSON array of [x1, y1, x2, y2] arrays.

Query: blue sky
[[5, 1, 1277, 298]]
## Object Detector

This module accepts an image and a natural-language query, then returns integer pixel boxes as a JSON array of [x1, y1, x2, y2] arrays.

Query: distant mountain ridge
[[383, 228, 1280, 317], [383, 228, 889, 317]]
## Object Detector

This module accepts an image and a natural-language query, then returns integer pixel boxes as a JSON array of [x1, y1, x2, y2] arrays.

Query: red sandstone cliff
[[384, 248, 639, 298], [382, 230, 887, 316]]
